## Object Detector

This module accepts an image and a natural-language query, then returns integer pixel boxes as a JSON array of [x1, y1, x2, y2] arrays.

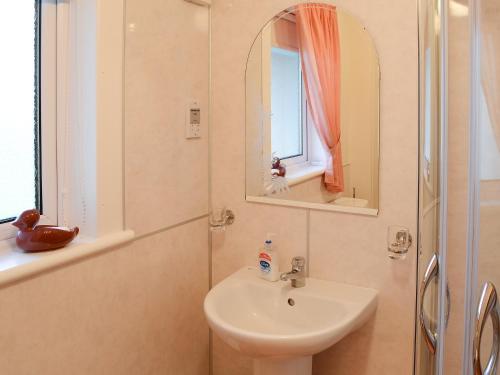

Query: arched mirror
[[245, 3, 380, 215]]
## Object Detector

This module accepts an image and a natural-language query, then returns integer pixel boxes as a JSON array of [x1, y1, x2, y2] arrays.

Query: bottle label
[[260, 260, 271, 273], [259, 252, 272, 273], [259, 252, 272, 262]]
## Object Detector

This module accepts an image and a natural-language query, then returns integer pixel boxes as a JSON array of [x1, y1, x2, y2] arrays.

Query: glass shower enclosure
[[416, 0, 500, 374]]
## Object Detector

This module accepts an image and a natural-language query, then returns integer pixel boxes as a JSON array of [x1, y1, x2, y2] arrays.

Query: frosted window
[[0, 2, 40, 222], [271, 47, 303, 160]]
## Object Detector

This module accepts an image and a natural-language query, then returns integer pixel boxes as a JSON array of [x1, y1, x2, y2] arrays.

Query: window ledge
[[0, 230, 135, 288], [286, 164, 325, 187]]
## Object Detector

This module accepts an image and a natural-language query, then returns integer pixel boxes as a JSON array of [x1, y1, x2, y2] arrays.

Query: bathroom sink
[[204, 267, 378, 375]]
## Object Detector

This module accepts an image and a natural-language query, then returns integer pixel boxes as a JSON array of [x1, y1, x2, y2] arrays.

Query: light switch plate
[[186, 101, 201, 139]]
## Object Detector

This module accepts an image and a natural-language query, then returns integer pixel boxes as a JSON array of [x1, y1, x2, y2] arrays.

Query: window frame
[[0, 0, 58, 241], [271, 47, 309, 166], [281, 76, 309, 166]]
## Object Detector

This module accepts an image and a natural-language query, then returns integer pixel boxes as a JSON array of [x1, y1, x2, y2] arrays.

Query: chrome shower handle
[[473, 282, 500, 375], [419, 253, 439, 355]]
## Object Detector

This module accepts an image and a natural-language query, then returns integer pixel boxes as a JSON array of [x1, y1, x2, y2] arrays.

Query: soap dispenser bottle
[[258, 233, 280, 281]]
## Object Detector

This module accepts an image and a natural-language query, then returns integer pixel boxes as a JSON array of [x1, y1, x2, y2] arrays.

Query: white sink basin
[[204, 267, 378, 375]]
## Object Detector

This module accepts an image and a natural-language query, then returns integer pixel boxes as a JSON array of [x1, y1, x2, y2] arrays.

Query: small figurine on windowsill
[[12, 209, 79, 253], [272, 156, 286, 177]]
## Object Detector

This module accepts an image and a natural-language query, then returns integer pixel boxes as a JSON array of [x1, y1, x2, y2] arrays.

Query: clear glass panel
[[0, 1, 40, 222], [416, 0, 443, 373], [475, 0, 500, 371], [270, 47, 303, 159], [441, 0, 471, 373]]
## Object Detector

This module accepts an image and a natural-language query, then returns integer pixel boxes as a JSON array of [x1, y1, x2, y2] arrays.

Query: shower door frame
[[415, 0, 450, 374], [435, 0, 449, 373], [462, 0, 485, 373]]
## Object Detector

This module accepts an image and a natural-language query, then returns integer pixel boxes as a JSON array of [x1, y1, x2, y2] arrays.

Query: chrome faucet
[[280, 256, 306, 288]]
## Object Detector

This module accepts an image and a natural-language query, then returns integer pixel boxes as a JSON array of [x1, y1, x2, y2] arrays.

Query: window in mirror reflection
[[269, 15, 326, 175], [271, 47, 305, 162]]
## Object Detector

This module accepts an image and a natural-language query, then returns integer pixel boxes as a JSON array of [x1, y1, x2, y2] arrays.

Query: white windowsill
[[286, 164, 325, 187], [0, 230, 135, 288]]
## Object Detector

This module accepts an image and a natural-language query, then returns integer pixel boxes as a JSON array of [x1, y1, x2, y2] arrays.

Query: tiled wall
[[125, 0, 209, 235], [0, 219, 208, 374], [0, 1, 211, 374], [210, 0, 418, 374]]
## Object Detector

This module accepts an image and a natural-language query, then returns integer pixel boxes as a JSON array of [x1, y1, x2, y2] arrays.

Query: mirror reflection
[[246, 3, 380, 214]]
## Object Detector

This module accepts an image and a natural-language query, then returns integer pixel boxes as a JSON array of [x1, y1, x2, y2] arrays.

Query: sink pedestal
[[254, 356, 312, 375]]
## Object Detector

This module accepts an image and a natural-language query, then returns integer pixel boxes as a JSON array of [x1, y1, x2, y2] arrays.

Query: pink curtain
[[295, 4, 344, 193]]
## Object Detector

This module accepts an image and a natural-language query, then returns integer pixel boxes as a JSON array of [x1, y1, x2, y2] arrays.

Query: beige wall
[[0, 219, 209, 375], [0, 1, 210, 374], [125, 0, 209, 236], [211, 1, 418, 375]]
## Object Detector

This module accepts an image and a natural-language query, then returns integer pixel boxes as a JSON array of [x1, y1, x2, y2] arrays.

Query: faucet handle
[[291, 256, 306, 268]]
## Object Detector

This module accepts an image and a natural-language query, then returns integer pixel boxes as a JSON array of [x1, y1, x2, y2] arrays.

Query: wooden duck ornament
[[12, 209, 79, 252]]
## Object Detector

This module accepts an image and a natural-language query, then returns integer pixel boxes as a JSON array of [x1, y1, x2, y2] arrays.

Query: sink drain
[[288, 298, 295, 306]]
